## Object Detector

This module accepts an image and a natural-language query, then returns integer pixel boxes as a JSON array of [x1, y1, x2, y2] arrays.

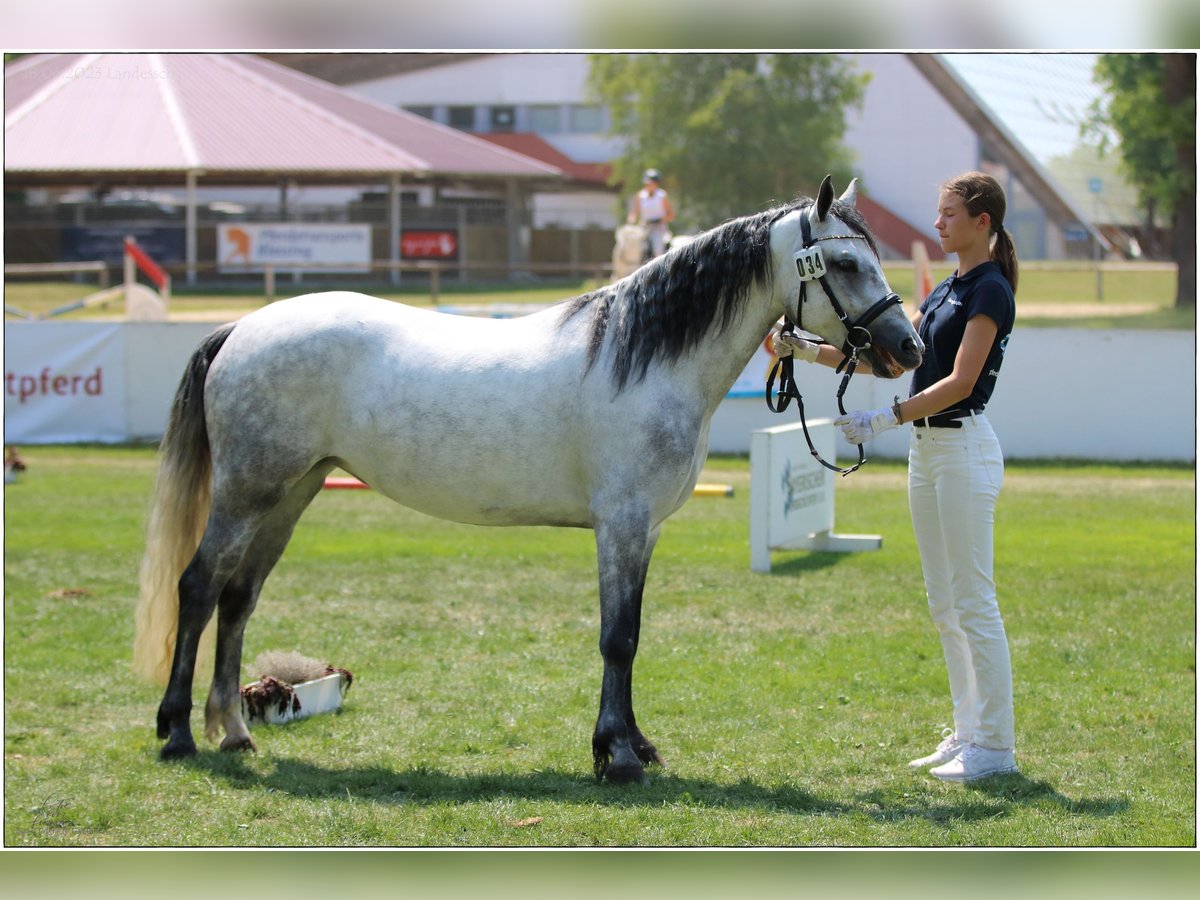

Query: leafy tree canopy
[[1089, 53, 1195, 307], [1089, 53, 1195, 217], [588, 54, 870, 230]]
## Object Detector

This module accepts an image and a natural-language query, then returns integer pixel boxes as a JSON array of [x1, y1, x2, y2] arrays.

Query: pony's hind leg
[[204, 465, 334, 751], [157, 482, 294, 759], [157, 518, 258, 759]]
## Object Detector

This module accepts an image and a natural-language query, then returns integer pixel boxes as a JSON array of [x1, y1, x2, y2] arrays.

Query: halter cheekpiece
[[766, 211, 902, 476]]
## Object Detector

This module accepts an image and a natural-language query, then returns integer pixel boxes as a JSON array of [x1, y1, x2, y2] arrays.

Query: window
[[448, 106, 476, 130], [530, 105, 561, 134], [568, 104, 603, 133], [490, 106, 517, 132], [402, 105, 435, 120]]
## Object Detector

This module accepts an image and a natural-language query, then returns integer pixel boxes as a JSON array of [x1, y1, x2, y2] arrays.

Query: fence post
[[458, 206, 469, 284], [264, 265, 275, 303]]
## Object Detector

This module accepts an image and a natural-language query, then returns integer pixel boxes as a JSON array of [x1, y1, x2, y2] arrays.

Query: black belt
[[912, 409, 976, 429]]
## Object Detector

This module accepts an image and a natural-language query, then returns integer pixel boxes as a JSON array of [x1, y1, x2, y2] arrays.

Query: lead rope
[[765, 282, 868, 477], [766, 211, 904, 476]]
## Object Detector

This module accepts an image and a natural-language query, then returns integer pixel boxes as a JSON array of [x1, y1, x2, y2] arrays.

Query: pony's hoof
[[603, 759, 647, 785], [219, 736, 256, 753], [160, 738, 197, 761]]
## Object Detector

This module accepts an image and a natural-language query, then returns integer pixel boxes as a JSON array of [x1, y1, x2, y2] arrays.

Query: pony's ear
[[839, 177, 858, 208], [815, 175, 834, 222]]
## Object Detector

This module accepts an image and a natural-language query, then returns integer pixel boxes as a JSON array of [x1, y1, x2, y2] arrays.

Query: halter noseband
[[766, 212, 902, 476]]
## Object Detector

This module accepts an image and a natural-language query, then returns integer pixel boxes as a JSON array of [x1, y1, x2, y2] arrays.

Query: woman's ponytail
[[992, 225, 1020, 294]]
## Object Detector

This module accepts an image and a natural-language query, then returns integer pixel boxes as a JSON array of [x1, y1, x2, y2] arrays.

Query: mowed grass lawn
[[2, 446, 1194, 847]]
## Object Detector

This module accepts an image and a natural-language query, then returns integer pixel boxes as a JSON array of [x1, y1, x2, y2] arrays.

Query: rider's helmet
[[642, 168, 662, 184]]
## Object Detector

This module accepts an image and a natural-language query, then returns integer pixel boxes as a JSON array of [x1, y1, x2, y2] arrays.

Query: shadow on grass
[[182, 752, 1128, 826], [966, 772, 1132, 816], [766, 552, 850, 576], [856, 772, 1130, 825]]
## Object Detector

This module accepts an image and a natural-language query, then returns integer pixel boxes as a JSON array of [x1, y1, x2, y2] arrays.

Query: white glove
[[770, 322, 820, 363], [835, 407, 899, 444]]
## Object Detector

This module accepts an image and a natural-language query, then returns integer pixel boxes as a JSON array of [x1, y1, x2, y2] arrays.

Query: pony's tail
[[133, 323, 236, 685]]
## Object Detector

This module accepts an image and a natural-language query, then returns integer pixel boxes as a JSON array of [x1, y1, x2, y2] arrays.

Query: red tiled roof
[[471, 132, 612, 186], [857, 193, 944, 261], [4, 53, 564, 180]]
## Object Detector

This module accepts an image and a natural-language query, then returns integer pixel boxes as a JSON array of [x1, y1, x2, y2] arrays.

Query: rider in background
[[627, 169, 676, 258]]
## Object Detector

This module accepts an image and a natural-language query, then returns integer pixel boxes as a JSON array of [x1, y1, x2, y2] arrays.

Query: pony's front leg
[[592, 515, 661, 784]]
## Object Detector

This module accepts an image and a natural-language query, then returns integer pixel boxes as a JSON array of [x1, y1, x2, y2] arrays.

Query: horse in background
[[611, 223, 695, 280]]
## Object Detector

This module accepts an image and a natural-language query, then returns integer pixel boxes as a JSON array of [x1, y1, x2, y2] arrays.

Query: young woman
[[776, 171, 1019, 782]]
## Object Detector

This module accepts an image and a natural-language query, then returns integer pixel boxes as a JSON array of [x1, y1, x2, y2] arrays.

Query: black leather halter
[[766, 213, 902, 476]]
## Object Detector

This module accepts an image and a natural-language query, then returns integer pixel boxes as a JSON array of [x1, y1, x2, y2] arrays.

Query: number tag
[[794, 246, 827, 281]]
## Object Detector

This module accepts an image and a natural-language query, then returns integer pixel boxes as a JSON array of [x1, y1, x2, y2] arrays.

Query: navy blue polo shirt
[[909, 260, 1015, 412]]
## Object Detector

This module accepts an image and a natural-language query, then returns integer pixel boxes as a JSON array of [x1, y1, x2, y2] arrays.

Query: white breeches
[[908, 413, 1014, 751]]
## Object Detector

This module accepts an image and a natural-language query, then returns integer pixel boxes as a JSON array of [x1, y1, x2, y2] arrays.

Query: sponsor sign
[[4, 323, 126, 443], [217, 223, 371, 272], [62, 226, 185, 265], [400, 229, 459, 260], [749, 420, 880, 571]]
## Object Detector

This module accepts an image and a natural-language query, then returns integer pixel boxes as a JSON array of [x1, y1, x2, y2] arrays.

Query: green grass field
[[4, 262, 1192, 330], [2, 446, 1193, 847]]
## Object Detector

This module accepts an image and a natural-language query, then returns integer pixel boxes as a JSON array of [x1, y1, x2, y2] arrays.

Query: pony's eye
[[834, 258, 858, 273]]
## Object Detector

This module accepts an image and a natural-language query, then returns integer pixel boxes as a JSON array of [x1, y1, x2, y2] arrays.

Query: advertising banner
[[400, 229, 459, 260], [749, 420, 880, 572], [4, 323, 127, 443], [217, 223, 371, 272], [62, 226, 185, 265]]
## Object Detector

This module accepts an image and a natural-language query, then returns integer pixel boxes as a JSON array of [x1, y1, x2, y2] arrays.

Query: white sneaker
[[930, 743, 1018, 782], [907, 730, 966, 770]]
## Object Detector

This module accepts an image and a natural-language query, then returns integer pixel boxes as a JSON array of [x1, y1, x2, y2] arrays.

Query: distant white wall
[[710, 329, 1195, 462], [844, 54, 979, 241], [5, 324, 1193, 463], [532, 191, 618, 229], [351, 54, 623, 164]]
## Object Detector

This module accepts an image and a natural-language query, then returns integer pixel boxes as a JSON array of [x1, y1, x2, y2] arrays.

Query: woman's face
[[934, 189, 987, 255]]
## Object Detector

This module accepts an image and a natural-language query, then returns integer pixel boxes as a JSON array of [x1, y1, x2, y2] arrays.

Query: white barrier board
[[749, 419, 881, 572], [3, 322, 127, 443]]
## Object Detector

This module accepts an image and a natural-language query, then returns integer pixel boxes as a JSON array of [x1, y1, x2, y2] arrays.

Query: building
[[296, 52, 1134, 260], [3, 53, 593, 281]]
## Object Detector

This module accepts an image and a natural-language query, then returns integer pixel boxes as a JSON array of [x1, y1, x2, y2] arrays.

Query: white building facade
[[342, 53, 1123, 259]]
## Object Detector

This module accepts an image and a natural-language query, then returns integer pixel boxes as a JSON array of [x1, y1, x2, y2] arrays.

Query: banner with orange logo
[[217, 224, 370, 273]]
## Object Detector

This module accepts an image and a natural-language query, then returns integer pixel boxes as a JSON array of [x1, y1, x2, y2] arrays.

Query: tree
[[588, 54, 869, 230], [1089, 54, 1196, 308]]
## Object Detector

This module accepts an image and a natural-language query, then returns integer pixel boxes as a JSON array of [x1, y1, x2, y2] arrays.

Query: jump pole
[[124, 235, 171, 303], [323, 476, 733, 496]]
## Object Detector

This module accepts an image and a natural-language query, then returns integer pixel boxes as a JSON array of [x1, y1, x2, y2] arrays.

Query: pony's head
[[774, 177, 923, 378]]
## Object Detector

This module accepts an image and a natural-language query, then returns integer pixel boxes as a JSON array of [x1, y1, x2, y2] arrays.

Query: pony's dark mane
[[559, 197, 877, 390]]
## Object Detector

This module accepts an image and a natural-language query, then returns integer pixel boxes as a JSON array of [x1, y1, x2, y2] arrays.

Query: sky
[[941, 53, 1106, 165], [3, 0, 1197, 48]]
